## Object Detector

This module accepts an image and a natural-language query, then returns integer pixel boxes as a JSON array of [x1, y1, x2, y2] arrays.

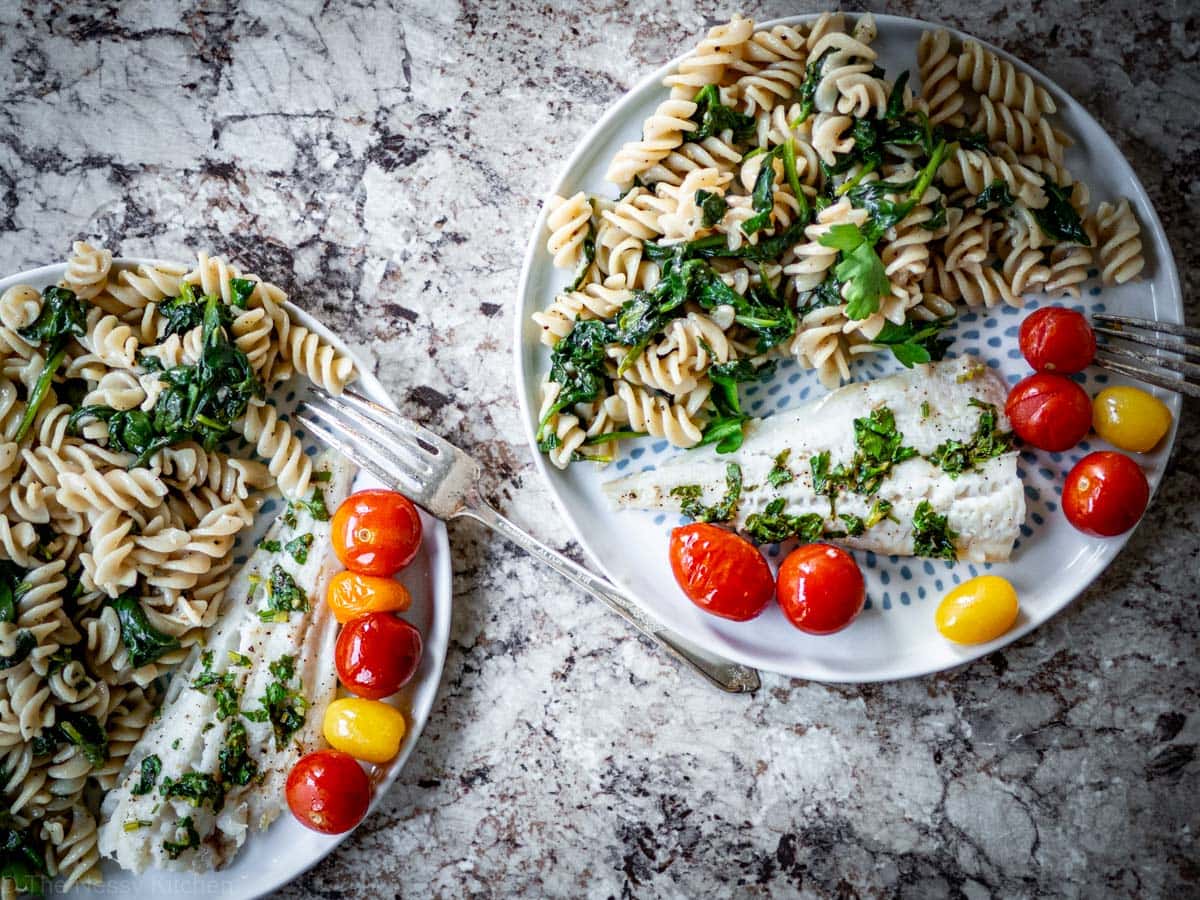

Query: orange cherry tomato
[[1019, 306, 1096, 374], [332, 490, 422, 576], [1062, 451, 1149, 537], [326, 571, 412, 624], [668, 523, 773, 622], [776, 543, 865, 635], [1005, 373, 1092, 452], [286, 749, 370, 835]]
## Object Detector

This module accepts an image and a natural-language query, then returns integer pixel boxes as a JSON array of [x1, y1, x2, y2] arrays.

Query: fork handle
[[458, 496, 761, 694]]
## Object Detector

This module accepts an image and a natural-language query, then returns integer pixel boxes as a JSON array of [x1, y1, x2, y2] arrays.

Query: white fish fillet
[[98, 452, 355, 872], [603, 358, 1025, 562]]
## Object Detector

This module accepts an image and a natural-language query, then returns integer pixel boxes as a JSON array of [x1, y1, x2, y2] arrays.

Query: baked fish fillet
[[99, 452, 355, 872], [603, 357, 1025, 563]]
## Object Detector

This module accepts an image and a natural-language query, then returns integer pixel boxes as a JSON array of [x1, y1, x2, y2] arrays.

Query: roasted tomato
[[1092, 385, 1173, 453], [332, 490, 422, 577], [1005, 373, 1092, 451], [326, 571, 412, 624], [1019, 306, 1096, 373], [323, 698, 407, 764], [1062, 451, 1150, 537], [936, 575, 1020, 644], [668, 524, 774, 621], [286, 749, 371, 835], [335, 613, 423, 700], [776, 544, 865, 635]]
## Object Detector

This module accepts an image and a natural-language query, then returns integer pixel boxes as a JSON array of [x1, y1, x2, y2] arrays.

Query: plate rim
[[511, 12, 1184, 682], [0, 259, 454, 898]]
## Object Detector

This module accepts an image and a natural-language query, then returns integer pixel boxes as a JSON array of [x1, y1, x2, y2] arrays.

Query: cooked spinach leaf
[[1033, 180, 1090, 245], [111, 595, 180, 669], [687, 84, 756, 143]]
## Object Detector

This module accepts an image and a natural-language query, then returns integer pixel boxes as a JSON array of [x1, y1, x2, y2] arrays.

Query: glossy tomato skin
[[332, 490, 422, 577], [668, 524, 774, 622], [776, 544, 865, 635], [1019, 307, 1096, 373], [1005, 373, 1092, 452], [335, 613, 423, 700], [1062, 451, 1149, 537], [286, 749, 371, 835]]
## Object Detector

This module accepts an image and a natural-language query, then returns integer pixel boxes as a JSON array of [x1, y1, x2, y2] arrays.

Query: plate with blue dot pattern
[[515, 15, 1183, 681]]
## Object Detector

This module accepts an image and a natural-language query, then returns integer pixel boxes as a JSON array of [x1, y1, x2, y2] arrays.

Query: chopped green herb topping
[[242, 655, 307, 750], [162, 816, 200, 859], [228, 651, 252, 667], [257, 565, 308, 623], [912, 500, 958, 560], [743, 498, 824, 545], [929, 400, 1013, 478], [123, 819, 152, 833], [191, 651, 241, 720], [670, 464, 742, 523], [160, 771, 225, 813], [767, 450, 794, 488], [284, 533, 314, 565], [132, 755, 162, 796], [218, 720, 259, 788], [258, 539, 281, 553]]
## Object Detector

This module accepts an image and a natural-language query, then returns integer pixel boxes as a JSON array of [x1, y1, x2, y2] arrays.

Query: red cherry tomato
[[1005, 373, 1092, 451], [1019, 307, 1096, 373], [1062, 451, 1149, 537], [335, 612, 423, 700], [776, 544, 865, 635], [668, 523, 773, 622], [332, 490, 422, 576], [286, 749, 371, 834]]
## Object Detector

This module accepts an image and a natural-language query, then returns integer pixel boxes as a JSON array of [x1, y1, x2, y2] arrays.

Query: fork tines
[[1092, 314, 1200, 400], [296, 388, 467, 511]]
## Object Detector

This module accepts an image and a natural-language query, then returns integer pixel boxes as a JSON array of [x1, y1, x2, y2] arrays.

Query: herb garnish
[[191, 650, 241, 719], [258, 538, 281, 553], [670, 463, 743, 523], [743, 498, 824, 544], [767, 449, 794, 488], [284, 533, 313, 565], [242, 655, 307, 750], [160, 771, 225, 813], [218, 720, 259, 789], [132, 755, 162, 796], [162, 816, 200, 860], [928, 400, 1013, 477], [257, 565, 308, 623], [912, 500, 958, 560]]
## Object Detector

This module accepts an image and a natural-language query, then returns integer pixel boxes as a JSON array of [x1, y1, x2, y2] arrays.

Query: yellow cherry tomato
[[935, 576, 1019, 645], [322, 698, 407, 764], [326, 571, 412, 624], [1092, 385, 1172, 453]]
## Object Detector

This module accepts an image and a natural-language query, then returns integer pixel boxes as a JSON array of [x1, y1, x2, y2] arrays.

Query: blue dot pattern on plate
[[608, 295, 1105, 614]]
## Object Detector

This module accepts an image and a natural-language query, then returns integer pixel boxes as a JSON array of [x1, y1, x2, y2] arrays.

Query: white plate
[[514, 14, 1183, 682], [0, 261, 452, 899]]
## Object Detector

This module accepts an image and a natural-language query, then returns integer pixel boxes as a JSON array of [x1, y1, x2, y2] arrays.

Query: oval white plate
[[514, 14, 1183, 682], [0, 261, 452, 899]]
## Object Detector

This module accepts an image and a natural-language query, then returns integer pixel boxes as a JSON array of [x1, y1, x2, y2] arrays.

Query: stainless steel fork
[[297, 388, 761, 693]]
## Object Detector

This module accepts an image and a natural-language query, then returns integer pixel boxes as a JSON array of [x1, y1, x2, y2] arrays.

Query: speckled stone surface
[[2, 1, 1198, 897]]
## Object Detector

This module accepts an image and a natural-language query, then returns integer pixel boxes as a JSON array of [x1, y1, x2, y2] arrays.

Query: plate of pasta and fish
[[0, 245, 451, 898], [515, 12, 1182, 680]]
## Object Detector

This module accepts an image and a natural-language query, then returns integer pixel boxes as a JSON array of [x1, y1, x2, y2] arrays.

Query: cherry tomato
[[668, 524, 773, 621], [335, 612, 423, 699], [1092, 385, 1172, 453], [326, 571, 412, 624], [776, 544, 865, 635], [1019, 306, 1096, 374], [935, 575, 1019, 644], [323, 697, 407, 764], [1005, 373, 1092, 451], [1062, 451, 1149, 537], [286, 749, 370, 834], [332, 490, 422, 577]]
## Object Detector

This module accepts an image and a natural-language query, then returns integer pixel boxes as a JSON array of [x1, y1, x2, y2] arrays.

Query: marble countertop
[[2, 1, 1197, 896]]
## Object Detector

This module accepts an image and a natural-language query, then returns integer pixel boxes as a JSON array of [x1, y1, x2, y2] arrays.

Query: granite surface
[[1, 0, 1198, 897]]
